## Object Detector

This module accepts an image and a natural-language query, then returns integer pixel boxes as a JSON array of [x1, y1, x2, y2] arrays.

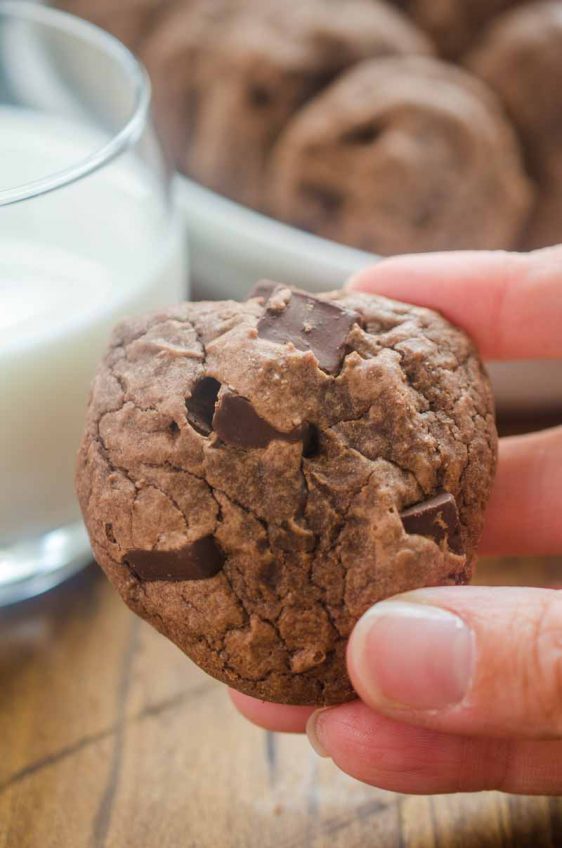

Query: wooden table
[[1, 554, 561, 848]]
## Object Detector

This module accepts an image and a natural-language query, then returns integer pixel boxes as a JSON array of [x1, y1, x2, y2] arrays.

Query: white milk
[[0, 106, 188, 544]]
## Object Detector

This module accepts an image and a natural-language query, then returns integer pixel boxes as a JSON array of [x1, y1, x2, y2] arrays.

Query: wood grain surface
[[1, 556, 561, 848]]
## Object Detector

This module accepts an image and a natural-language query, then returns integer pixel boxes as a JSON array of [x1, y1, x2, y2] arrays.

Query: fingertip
[[304, 696, 562, 794], [228, 688, 314, 733], [345, 253, 443, 294], [345, 270, 374, 292], [345, 248, 562, 360], [346, 598, 473, 716], [306, 709, 331, 757], [305, 700, 372, 756], [345, 256, 402, 292]]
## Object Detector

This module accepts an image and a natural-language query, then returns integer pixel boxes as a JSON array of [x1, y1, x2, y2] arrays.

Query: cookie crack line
[[204, 489, 253, 631], [304, 463, 382, 637], [328, 466, 379, 609], [327, 425, 427, 500], [93, 311, 211, 526], [95, 432, 191, 543], [208, 486, 315, 670], [388, 337, 488, 528]]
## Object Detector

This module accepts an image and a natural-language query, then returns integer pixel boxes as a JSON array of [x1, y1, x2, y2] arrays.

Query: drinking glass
[[0, 1, 188, 605]]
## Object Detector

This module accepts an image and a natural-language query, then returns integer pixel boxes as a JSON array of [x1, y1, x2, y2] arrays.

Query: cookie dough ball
[[143, 0, 432, 206], [77, 284, 497, 706], [268, 56, 534, 255], [467, 2, 562, 248], [395, 0, 536, 58]]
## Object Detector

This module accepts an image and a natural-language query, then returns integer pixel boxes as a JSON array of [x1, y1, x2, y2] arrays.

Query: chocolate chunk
[[400, 493, 463, 554], [186, 377, 221, 435], [246, 280, 280, 301], [302, 423, 320, 458], [257, 290, 359, 374], [259, 560, 280, 590], [125, 536, 224, 581], [213, 390, 309, 449]]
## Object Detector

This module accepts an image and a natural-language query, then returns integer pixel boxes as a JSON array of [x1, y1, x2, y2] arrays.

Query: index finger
[[347, 246, 562, 361]]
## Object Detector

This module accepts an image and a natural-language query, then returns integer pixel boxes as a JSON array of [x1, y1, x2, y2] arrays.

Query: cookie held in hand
[[76, 284, 497, 705]]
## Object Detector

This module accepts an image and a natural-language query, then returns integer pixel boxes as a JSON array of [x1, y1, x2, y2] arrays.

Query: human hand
[[231, 246, 562, 795]]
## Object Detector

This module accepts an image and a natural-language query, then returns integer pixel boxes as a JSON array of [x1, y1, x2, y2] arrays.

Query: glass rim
[[0, 0, 151, 207]]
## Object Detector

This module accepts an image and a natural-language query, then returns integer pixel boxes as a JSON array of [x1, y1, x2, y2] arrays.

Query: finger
[[347, 245, 562, 360], [479, 426, 562, 556], [306, 701, 562, 795], [347, 586, 562, 739], [229, 689, 313, 732]]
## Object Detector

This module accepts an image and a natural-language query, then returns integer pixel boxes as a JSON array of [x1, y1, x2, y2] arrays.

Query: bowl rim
[[177, 172, 377, 271]]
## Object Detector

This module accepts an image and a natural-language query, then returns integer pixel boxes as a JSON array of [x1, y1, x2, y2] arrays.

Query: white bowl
[[178, 175, 562, 416]]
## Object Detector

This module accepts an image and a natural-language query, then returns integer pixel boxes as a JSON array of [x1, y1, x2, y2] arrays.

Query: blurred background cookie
[[467, 1, 562, 249], [267, 56, 534, 255], [55, 0, 559, 256], [142, 0, 432, 207], [139, 0, 245, 167], [393, 0, 538, 58]]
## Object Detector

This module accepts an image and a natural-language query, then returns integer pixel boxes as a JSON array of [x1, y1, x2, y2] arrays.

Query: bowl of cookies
[[57, 0, 562, 412]]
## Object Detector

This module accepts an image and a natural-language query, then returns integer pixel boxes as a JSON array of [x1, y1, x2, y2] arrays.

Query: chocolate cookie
[[394, 0, 537, 58], [76, 285, 497, 706], [139, 0, 248, 166], [268, 56, 533, 256], [467, 1, 562, 249], [142, 0, 432, 206]]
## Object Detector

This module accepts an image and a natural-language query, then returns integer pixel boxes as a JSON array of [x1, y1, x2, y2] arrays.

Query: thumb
[[347, 586, 562, 739]]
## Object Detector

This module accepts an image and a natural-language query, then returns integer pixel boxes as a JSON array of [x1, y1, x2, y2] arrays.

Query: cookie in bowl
[[467, 1, 562, 249], [141, 0, 432, 207], [394, 0, 537, 58], [267, 56, 534, 256]]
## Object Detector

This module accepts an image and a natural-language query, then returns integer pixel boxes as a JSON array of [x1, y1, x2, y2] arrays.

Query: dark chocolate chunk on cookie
[[401, 492, 463, 555], [213, 390, 309, 449], [186, 377, 221, 436], [125, 537, 225, 582], [258, 289, 359, 374]]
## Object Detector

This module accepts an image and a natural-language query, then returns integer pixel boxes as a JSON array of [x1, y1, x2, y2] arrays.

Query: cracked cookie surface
[[76, 286, 497, 705]]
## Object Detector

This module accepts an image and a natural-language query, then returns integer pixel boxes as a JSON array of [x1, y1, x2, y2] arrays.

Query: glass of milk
[[0, 1, 188, 605]]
